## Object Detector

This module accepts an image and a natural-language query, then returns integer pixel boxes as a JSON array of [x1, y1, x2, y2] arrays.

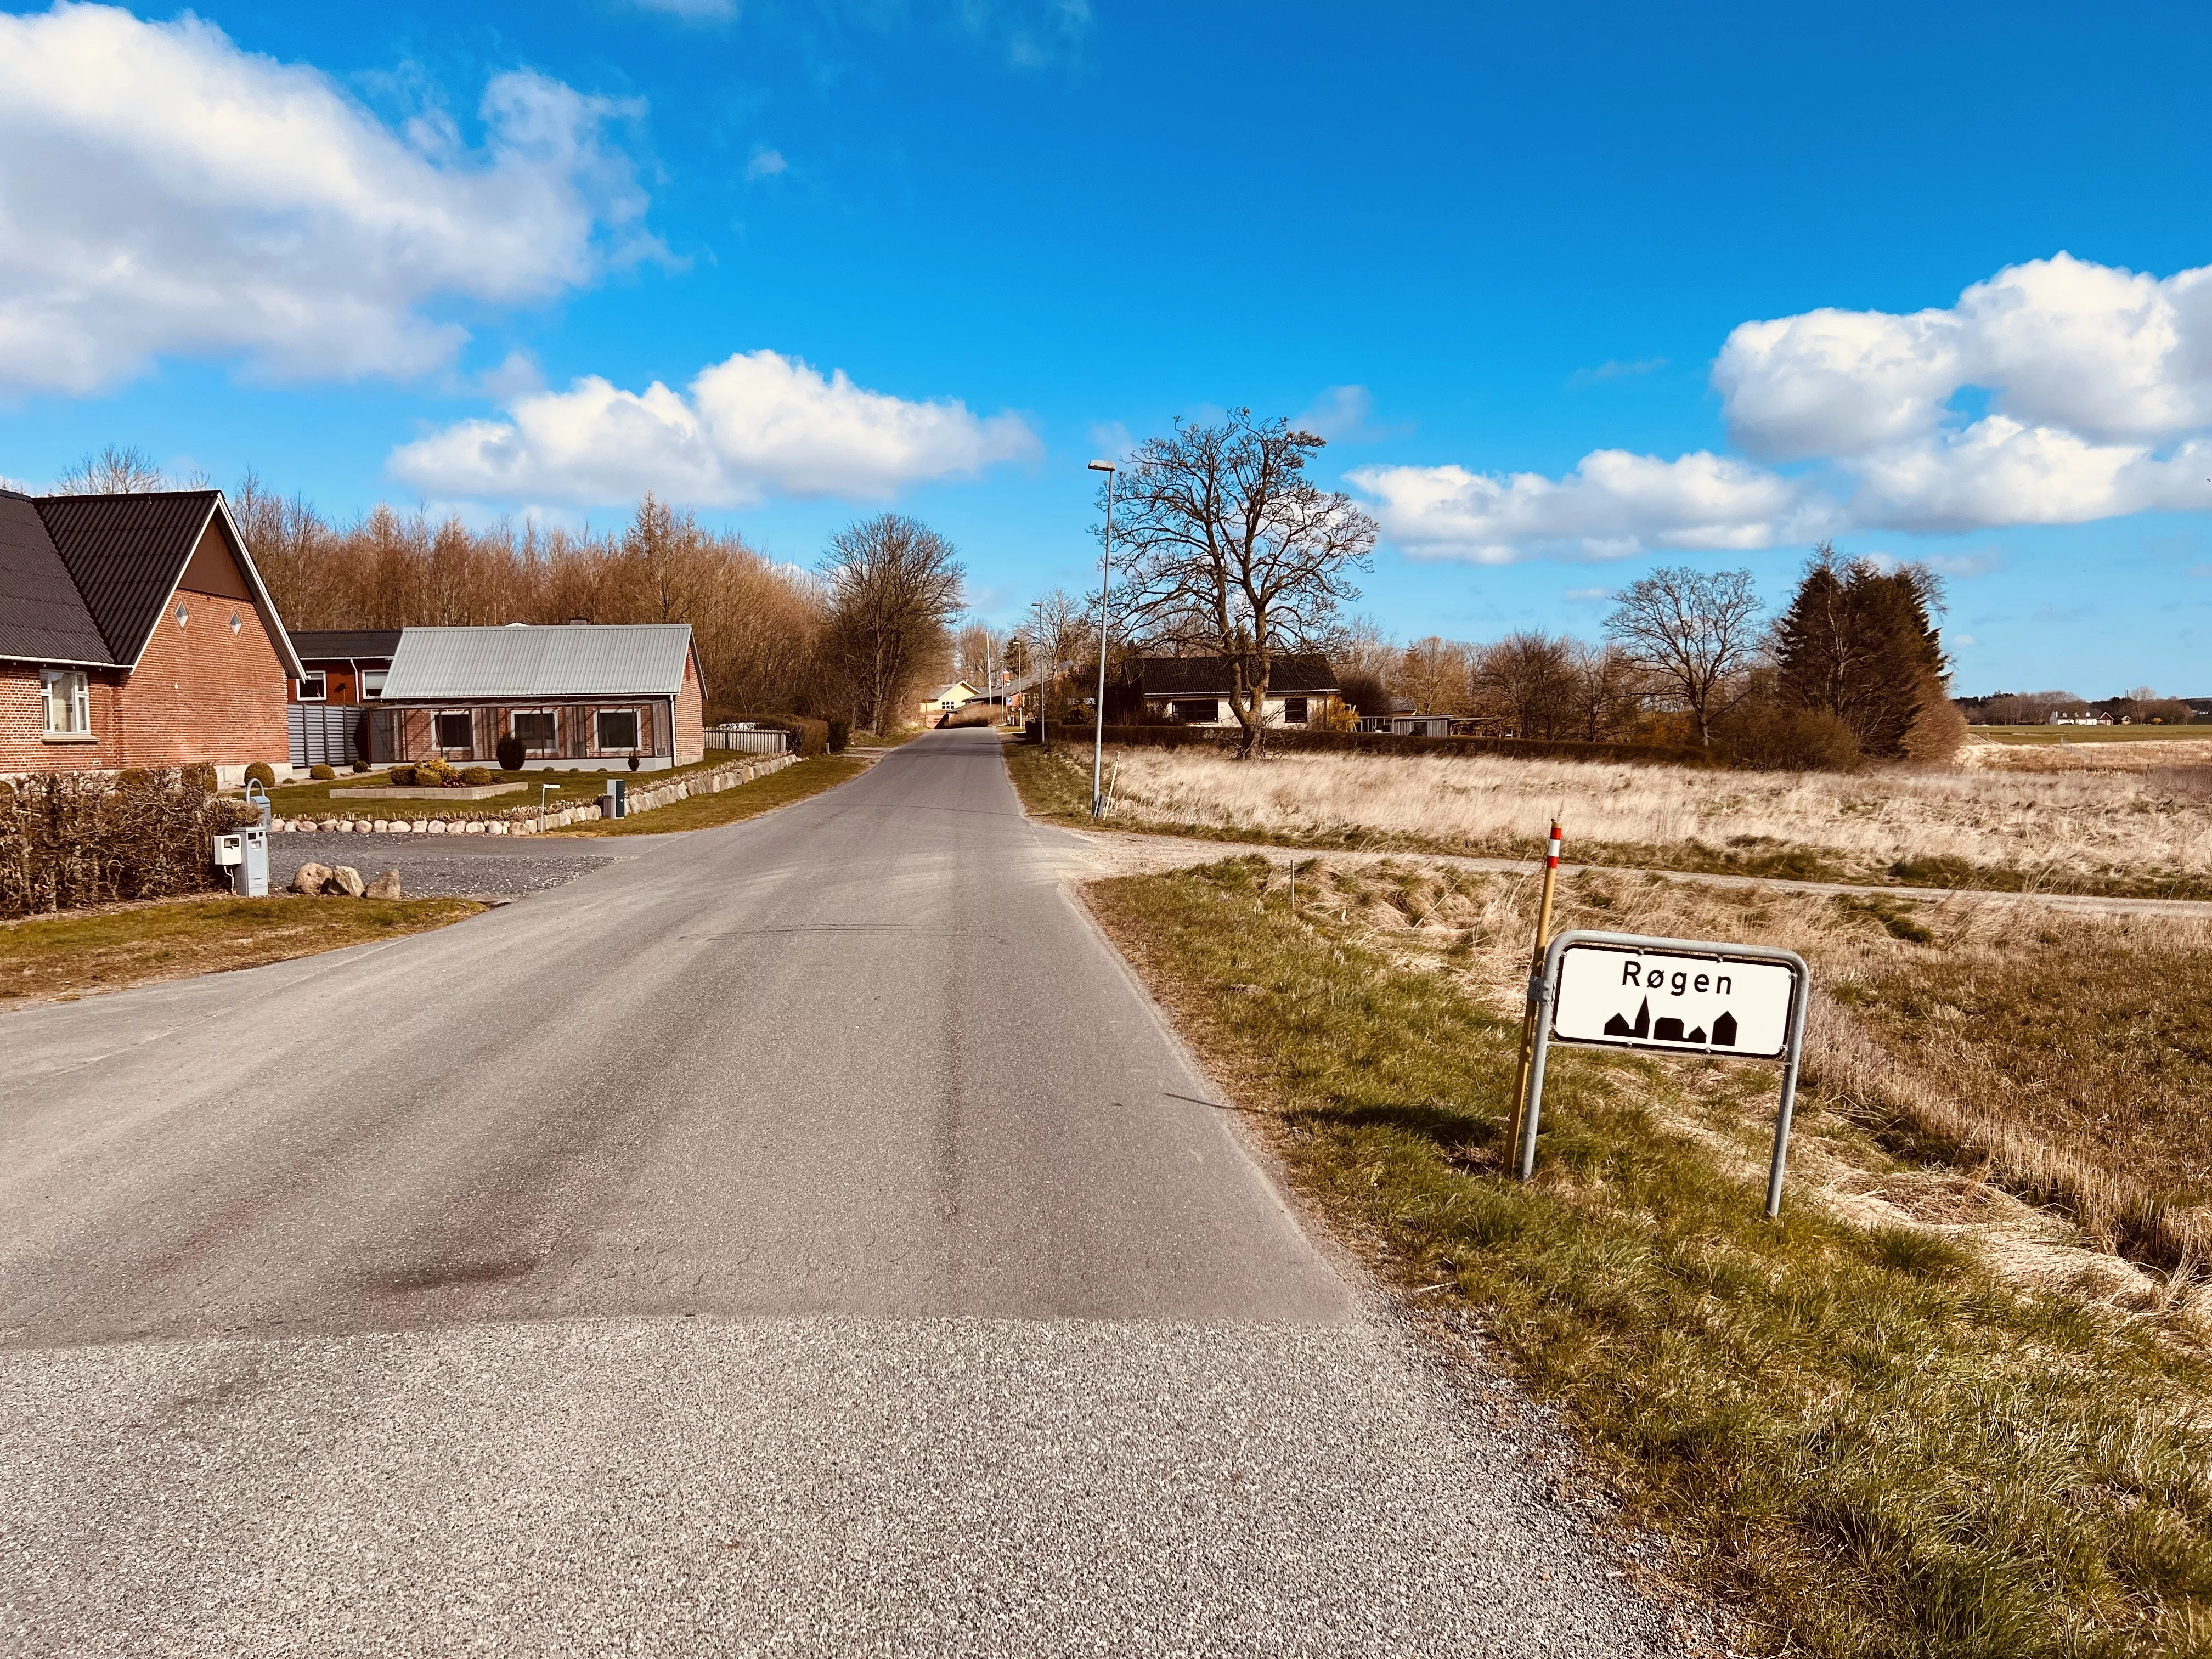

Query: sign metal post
[[1517, 928, 1811, 1218], [1508, 820, 1565, 1175]]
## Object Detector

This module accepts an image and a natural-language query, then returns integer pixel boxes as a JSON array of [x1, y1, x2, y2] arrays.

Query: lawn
[[0, 893, 482, 1003], [548, 754, 867, 836], [1086, 854, 2212, 1658], [266, 750, 751, 820]]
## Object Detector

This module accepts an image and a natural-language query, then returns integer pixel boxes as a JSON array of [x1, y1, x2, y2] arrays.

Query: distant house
[[369, 623, 707, 771], [287, 628, 401, 769], [921, 681, 984, 720], [0, 488, 303, 782], [1123, 654, 1339, 728]]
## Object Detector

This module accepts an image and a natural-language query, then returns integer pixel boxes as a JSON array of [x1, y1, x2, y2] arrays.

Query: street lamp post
[[1086, 459, 1115, 819]]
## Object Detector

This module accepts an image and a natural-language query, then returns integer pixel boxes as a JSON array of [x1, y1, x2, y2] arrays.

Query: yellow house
[[920, 680, 984, 720]]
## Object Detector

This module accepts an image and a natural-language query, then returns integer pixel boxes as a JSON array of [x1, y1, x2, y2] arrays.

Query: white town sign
[[1515, 928, 1812, 1217], [1551, 941, 1799, 1060]]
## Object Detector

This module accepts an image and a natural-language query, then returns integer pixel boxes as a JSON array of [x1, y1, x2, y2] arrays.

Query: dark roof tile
[[0, 493, 115, 665], [35, 490, 220, 665], [1131, 653, 1339, 696], [290, 628, 403, 661]]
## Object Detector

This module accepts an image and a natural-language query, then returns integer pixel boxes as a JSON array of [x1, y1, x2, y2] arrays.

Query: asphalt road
[[0, 729, 1687, 1656]]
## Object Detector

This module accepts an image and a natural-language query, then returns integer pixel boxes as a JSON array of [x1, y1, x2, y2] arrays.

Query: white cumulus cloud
[[1348, 450, 1834, 565], [390, 348, 1042, 506], [0, 2, 652, 396], [1363, 251, 2212, 562]]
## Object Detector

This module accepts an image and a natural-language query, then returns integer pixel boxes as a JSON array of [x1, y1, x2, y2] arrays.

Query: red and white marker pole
[[1511, 819, 1566, 1171]]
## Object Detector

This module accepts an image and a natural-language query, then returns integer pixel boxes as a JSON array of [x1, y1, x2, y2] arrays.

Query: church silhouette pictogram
[[1602, 997, 1737, 1047]]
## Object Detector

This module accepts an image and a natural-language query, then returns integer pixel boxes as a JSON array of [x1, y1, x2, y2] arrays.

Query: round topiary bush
[[244, 761, 276, 788], [462, 766, 494, 786], [626, 754, 641, 771], [495, 734, 526, 771], [309, 763, 336, 781], [387, 765, 416, 786]]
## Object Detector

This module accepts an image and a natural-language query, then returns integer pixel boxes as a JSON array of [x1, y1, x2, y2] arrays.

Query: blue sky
[[3, 0, 2210, 695]]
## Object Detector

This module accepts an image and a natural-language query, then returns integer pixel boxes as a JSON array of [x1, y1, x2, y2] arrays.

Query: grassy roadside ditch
[[1086, 854, 2212, 1658], [1005, 737, 2212, 900], [1, 894, 483, 1005], [548, 754, 867, 837]]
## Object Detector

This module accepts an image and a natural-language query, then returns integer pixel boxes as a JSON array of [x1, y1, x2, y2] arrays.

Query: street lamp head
[[1087, 459, 1116, 473]]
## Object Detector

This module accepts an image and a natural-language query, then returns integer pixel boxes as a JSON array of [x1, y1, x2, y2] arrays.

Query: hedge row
[[1049, 724, 1719, 768], [1, 769, 260, 918], [723, 714, 836, 756]]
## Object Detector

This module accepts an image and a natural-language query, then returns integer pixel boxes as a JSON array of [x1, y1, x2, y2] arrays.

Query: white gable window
[[41, 669, 91, 737]]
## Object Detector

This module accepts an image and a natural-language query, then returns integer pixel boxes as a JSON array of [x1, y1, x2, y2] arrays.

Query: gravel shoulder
[[273, 832, 614, 899]]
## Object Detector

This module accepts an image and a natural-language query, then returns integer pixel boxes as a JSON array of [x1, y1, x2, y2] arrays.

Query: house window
[[435, 712, 473, 750], [596, 708, 640, 751], [1283, 697, 1310, 723], [297, 673, 328, 701], [1171, 699, 1221, 724], [41, 669, 91, 737], [360, 669, 387, 699], [512, 710, 556, 748]]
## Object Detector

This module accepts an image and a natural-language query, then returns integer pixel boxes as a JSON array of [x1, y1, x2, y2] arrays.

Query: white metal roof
[[380, 624, 697, 701]]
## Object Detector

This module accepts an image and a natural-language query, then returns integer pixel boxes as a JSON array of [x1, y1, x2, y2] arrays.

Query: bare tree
[[1109, 410, 1376, 757], [56, 443, 169, 494], [1024, 588, 1088, 709], [1603, 567, 1761, 746], [820, 514, 965, 733], [1566, 640, 1647, 742], [1477, 632, 1578, 738]]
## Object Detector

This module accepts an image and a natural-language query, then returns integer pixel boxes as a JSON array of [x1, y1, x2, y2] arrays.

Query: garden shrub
[[309, 764, 336, 781], [387, 765, 416, 786], [1, 769, 258, 917], [827, 718, 850, 753], [726, 714, 830, 757], [244, 761, 276, 788], [461, 766, 495, 786], [495, 734, 526, 771]]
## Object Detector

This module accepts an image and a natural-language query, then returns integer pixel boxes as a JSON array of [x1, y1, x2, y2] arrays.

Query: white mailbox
[[212, 826, 270, 897]]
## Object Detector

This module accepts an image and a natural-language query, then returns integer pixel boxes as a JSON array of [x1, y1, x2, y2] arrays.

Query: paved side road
[[0, 730, 1694, 1656], [271, 831, 614, 898]]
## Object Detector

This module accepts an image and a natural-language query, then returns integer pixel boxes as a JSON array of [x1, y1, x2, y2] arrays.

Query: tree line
[[60, 448, 969, 733]]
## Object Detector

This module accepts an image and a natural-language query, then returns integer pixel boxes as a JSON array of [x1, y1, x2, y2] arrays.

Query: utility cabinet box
[[212, 827, 270, 898], [603, 778, 627, 819]]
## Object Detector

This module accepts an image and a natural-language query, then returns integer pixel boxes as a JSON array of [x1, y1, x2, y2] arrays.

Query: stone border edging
[[269, 753, 797, 836]]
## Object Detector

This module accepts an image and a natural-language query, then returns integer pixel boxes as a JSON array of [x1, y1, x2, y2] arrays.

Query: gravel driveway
[[272, 833, 613, 899]]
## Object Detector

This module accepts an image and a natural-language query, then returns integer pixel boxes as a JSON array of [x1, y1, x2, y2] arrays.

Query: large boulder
[[290, 862, 331, 895], [325, 865, 366, 898], [365, 870, 403, 900]]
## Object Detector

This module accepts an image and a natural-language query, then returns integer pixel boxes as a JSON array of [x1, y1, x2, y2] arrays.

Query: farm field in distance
[[1018, 738, 2212, 898], [1970, 724, 2212, 745]]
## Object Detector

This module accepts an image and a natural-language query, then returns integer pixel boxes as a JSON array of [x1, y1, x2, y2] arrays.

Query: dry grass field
[[1063, 741, 2212, 895]]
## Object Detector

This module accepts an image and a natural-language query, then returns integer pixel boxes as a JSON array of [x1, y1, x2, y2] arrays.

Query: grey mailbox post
[[1516, 928, 1810, 1218], [211, 826, 269, 898]]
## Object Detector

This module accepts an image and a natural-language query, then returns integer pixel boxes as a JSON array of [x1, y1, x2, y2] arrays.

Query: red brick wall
[[116, 579, 291, 769], [675, 654, 704, 764], [0, 663, 126, 774]]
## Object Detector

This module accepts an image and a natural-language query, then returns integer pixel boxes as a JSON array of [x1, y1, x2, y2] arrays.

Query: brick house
[[286, 628, 401, 769], [0, 488, 303, 781], [1118, 654, 1340, 728], [370, 623, 707, 771]]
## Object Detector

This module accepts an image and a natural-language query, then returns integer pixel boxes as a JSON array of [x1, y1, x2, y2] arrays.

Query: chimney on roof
[[567, 617, 590, 625]]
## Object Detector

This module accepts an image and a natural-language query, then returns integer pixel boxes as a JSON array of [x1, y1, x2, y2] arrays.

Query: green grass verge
[[1, 894, 483, 1003], [548, 754, 867, 836], [1004, 740, 2212, 901], [1086, 854, 2212, 1658]]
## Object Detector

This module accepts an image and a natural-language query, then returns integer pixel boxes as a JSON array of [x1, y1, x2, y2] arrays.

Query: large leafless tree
[[1107, 411, 1375, 756], [1602, 566, 1762, 746], [819, 514, 965, 733]]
